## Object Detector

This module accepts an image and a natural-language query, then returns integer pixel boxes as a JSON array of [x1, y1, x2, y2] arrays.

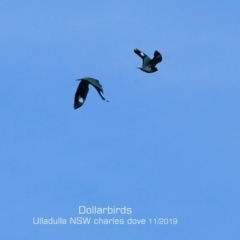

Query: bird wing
[[84, 78, 109, 102], [148, 50, 162, 68], [74, 80, 89, 109], [134, 48, 151, 68]]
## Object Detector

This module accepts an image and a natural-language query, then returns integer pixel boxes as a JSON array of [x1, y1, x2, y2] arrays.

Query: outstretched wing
[[148, 50, 162, 68], [84, 77, 109, 102], [134, 48, 151, 68], [74, 80, 89, 109]]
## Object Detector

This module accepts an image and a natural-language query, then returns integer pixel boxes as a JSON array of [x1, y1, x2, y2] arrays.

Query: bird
[[134, 48, 162, 73], [73, 77, 109, 109]]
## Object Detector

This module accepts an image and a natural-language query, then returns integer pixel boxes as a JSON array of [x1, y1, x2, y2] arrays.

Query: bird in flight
[[73, 77, 109, 109], [134, 48, 162, 73]]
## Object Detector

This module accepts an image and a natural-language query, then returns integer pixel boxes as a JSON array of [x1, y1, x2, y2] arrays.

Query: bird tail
[[96, 89, 109, 102]]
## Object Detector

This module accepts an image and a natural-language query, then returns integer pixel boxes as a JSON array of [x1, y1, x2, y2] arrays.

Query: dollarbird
[[73, 77, 109, 109], [134, 48, 162, 73]]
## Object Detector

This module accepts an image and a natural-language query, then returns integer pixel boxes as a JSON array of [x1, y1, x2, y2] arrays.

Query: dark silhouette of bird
[[73, 77, 109, 109], [134, 48, 162, 73]]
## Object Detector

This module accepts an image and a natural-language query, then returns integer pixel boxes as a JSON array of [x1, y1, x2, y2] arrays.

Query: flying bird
[[134, 48, 162, 73], [73, 77, 109, 109]]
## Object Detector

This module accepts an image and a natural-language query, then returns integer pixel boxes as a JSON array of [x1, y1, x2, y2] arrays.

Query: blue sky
[[1, 0, 240, 239]]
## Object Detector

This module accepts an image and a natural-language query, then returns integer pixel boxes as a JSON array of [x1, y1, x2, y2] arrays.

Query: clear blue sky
[[1, 0, 240, 239]]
